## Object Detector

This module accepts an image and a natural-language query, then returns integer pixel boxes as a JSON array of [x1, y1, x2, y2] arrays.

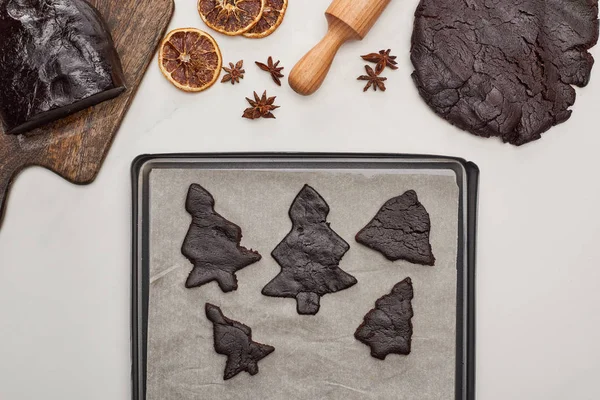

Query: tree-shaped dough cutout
[[356, 190, 435, 265], [262, 184, 357, 315], [355, 277, 414, 359], [206, 303, 275, 380], [181, 184, 261, 292]]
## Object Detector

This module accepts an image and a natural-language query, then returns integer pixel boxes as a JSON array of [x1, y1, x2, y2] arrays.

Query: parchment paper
[[147, 168, 459, 400]]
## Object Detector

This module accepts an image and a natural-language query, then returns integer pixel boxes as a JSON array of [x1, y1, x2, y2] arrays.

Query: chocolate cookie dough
[[0, 0, 126, 135], [411, 0, 599, 145], [356, 190, 435, 266], [262, 185, 357, 315], [182, 184, 261, 292], [355, 277, 414, 360], [205, 303, 275, 380]]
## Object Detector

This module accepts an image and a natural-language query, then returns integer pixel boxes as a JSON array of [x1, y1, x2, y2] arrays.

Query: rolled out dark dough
[[411, 0, 599, 145], [355, 277, 415, 360], [356, 190, 435, 266], [262, 184, 357, 315], [181, 184, 261, 292], [205, 303, 275, 380]]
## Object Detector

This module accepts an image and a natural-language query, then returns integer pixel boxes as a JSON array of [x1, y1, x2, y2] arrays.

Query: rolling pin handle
[[289, 16, 359, 96]]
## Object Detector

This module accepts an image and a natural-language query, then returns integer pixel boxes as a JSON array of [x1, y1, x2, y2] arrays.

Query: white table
[[1, 1, 598, 399]]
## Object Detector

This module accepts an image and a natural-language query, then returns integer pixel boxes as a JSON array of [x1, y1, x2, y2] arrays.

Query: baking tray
[[131, 153, 478, 400]]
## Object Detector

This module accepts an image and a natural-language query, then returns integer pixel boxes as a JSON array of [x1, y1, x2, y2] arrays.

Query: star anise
[[255, 57, 284, 86], [243, 91, 280, 119], [361, 49, 398, 75], [357, 65, 387, 92], [222, 60, 245, 84]]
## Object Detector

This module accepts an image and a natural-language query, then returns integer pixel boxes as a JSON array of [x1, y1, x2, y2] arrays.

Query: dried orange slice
[[158, 28, 222, 92], [198, 0, 265, 36], [243, 0, 288, 39]]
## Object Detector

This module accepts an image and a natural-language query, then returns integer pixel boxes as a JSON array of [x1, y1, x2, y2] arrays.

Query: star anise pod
[[361, 49, 398, 75], [357, 65, 387, 92], [255, 57, 284, 86], [243, 91, 280, 119], [222, 60, 245, 84]]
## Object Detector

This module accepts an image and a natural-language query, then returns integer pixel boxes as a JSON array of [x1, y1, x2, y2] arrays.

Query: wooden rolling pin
[[289, 0, 391, 96]]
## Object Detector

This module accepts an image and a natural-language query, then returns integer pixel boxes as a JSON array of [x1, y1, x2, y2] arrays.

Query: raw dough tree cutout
[[356, 190, 435, 266], [262, 185, 357, 315], [355, 277, 414, 360], [181, 184, 261, 292], [206, 303, 275, 380]]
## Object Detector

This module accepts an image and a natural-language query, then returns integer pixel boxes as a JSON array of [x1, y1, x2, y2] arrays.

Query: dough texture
[[206, 303, 275, 380], [355, 278, 415, 360], [411, 0, 599, 145], [262, 184, 357, 315], [182, 184, 261, 292], [356, 190, 435, 266], [0, 0, 125, 134]]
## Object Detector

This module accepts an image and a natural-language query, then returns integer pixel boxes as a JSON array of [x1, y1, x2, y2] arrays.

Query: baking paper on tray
[[147, 168, 459, 400]]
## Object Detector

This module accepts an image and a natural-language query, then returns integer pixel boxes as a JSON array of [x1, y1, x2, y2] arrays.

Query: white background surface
[[0, 0, 598, 399]]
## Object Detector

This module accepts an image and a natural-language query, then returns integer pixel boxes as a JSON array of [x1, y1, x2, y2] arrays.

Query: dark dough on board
[[355, 277, 414, 360], [0, 0, 126, 135], [181, 184, 261, 292], [411, 0, 599, 145], [356, 190, 435, 266], [262, 184, 358, 315], [205, 303, 275, 380]]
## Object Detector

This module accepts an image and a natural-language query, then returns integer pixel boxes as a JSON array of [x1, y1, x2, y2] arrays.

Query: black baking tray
[[131, 153, 479, 400]]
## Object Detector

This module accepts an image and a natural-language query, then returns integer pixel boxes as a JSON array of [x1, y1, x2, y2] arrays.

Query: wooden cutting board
[[0, 0, 174, 227]]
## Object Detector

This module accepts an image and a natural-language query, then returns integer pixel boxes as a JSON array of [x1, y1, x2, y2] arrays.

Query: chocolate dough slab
[[411, 0, 599, 145], [262, 184, 357, 315], [205, 303, 275, 380], [356, 190, 435, 266], [355, 277, 414, 360], [182, 184, 261, 292], [0, 0, 126, 135]]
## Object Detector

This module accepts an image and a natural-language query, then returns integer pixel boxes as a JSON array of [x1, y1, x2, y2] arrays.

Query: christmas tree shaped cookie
[[205, 303, 275, 380], [355, 277, 414, 360], [262, 185, 357, 315], [181, 184, 261, 292], [356, 190, 435, 265]]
